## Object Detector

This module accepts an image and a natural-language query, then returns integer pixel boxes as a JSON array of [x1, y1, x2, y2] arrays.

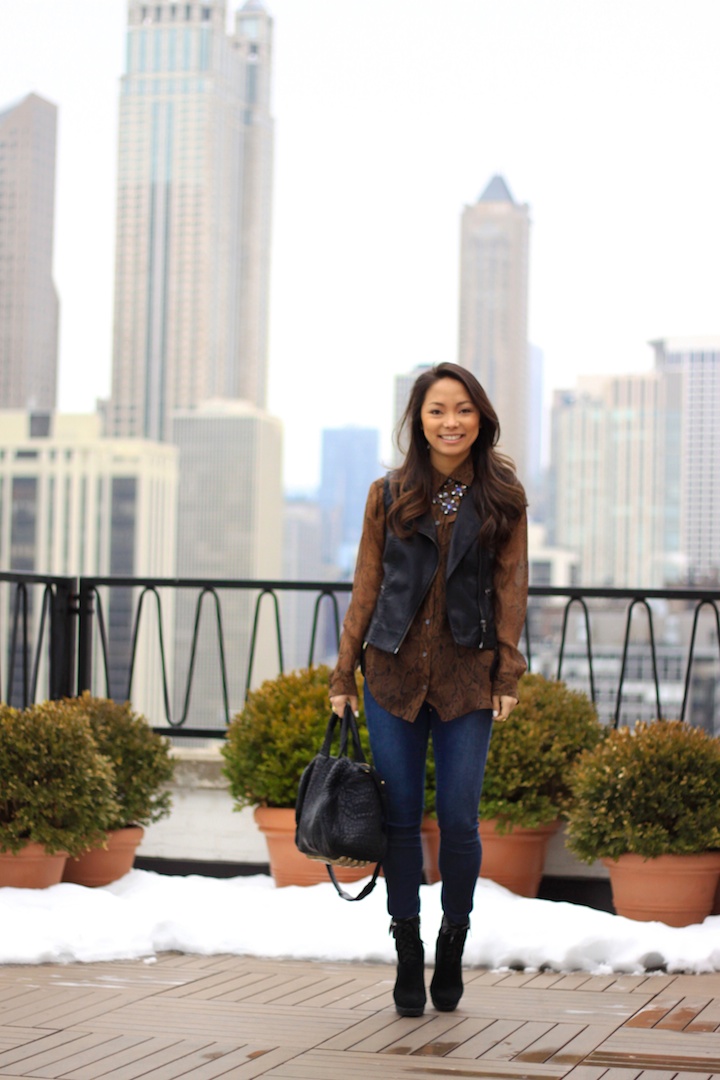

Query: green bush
[[222, 666, 370, 809], [565, 719, 720, 863], [479, 672, 603, 831], [70, 693, 175, 829], [0, 700, 119, 856]]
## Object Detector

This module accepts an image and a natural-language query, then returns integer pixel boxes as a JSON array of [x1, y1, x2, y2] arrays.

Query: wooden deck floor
[[1, 955, 720, 1079]]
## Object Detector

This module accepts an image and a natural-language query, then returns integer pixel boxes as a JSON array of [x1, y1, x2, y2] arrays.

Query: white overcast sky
[[2, 0, 720, 490]]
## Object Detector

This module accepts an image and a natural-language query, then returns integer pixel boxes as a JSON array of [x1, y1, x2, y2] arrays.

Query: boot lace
[[390, 918, 423, 965]]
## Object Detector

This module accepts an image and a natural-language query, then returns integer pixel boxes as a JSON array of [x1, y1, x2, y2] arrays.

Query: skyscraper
[[0, 93, 59, 411], [458, 175, 530, 479], [319, 427, 381, 573], [172, 400, 283, 727], [653, 336, 720, 583], [108, 0, 274, 440], [549, 372, 681, 587]]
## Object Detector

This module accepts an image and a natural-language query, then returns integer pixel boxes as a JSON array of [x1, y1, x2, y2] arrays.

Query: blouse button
[[425, 619, 430, 625]]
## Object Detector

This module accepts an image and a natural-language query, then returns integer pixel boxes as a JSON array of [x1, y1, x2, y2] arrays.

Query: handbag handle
[[322, 704, 366, 762]]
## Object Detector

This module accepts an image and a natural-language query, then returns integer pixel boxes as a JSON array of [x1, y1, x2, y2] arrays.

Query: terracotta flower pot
[[421, 815, 441, 884], [254, 806, 374, 888], [0, 842, 68, 889], [603, 851, 720, 927], [62, 826, 145, 888], [479, 818, 561, 897]]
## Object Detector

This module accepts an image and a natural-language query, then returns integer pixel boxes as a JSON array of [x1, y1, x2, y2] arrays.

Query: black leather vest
[[364, 480, 496, 654]]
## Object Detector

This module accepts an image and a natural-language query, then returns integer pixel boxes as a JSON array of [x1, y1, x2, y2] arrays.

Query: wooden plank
[[622, 998, 682, 1028], [0, 1032, 93, 1071], [318, 1010, 415, 1051], [514, 1022, 590, 1064], [545, 974, 593, 992], [85, 997, 362, 1047], [587, 1026, 720, 1070], [0, 1032, 124, 1076], [460, 985, 648, 1023], [545, 1024, 624, 1067], [33, 1035, 157, 1079], [445, 1018, 525, 1058], [64, 1036, 236, 1080], [63, 1036, 184, 1080], [0, 1029, 42, 1052], [480, 1020, 558, 1060], [561, 1069, 609, 1080], [655, 996, 713, 1031], [522, 973, 566, 990], [258, 1047, 567, 1077], [344, 1014, 439, 1053], [382, 1014, 476, 1056]]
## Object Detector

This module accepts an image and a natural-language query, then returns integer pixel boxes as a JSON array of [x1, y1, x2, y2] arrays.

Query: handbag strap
[[327, 861, 382, 901], [321, 704, 367, 762]]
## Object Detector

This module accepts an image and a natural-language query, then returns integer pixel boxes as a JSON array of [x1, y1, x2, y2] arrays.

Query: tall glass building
[[0, 93, 59, 411], [458, 175, 530, 481], [108, 0, 274, 440]]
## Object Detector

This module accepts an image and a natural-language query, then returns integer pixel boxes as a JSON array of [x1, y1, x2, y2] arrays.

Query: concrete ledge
[[137, 745, 268, 864]]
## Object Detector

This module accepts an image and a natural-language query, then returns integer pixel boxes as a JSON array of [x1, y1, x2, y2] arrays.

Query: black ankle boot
[[430, 915, 469, 1011], [390, 916, 426, 1017]]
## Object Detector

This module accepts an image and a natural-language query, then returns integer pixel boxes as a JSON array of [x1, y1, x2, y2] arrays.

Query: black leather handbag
[[295, 704, 387, 901]]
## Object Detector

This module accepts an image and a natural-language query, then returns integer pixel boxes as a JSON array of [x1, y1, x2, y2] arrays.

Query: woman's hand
[[492, 694, 518, 723], [330, 694, 358, 717]]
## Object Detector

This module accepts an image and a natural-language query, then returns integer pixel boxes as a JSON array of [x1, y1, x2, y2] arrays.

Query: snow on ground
[[2, 871, 720, 974]]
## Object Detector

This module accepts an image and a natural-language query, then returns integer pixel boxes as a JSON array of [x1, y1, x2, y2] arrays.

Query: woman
[[330, 362, 528, 1017]]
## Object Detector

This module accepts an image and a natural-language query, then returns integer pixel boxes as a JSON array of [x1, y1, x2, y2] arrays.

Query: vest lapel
[[446, 496, 481, 577]]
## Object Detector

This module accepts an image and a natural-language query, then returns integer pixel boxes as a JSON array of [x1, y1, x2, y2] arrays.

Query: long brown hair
[[389, 363, 526, 547]]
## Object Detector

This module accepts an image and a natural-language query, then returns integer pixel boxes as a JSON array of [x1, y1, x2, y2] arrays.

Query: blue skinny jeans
[[364, 681, 493, 924]]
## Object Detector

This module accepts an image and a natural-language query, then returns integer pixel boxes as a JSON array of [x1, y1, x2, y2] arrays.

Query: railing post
[[76, 578, 95, 695], [49, 577, 78, 700]]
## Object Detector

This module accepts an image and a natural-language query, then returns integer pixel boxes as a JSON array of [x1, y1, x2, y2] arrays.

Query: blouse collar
[[431, 455, 475, 493]]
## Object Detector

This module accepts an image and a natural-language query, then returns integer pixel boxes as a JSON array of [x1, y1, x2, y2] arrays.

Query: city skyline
[[2, 1, 720, 490]]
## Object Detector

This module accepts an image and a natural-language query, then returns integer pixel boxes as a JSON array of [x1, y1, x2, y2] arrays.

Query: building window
[[185, 3, 192, 18], [202, 6, 211, 19], [155, 5, 162, 20]]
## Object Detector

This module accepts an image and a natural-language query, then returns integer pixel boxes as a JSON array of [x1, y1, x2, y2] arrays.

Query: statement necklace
[[432, 477, 468, 516]]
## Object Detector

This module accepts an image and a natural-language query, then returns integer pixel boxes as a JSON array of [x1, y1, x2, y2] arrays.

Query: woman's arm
[[491, 508, 529, 716], [329, 479, 386, 712]]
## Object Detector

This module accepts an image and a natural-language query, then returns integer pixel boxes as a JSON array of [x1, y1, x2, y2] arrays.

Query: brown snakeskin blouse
[[330, 457, 529, 722]]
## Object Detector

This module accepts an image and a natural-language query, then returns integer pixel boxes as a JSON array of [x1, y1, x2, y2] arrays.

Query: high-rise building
[[0, 412, 177, 714], [108, 0, 274, 440], [653, 336, 720, 583], [458, 175, 530, 479], [0, 94, 59, 411], [171, 400, 283, 727], [319, 427, 381, 573], [549, 372, 681, 587]]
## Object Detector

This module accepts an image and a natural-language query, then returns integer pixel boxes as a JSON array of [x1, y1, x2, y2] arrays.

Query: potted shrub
[[478, 673, 602, 896], [0, 700, 118, 888], [222, 665, 373, 887], [62, 693, 176, 887], [565, 719, 720, 926]]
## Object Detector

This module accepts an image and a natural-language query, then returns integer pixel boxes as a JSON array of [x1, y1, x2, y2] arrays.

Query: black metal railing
[[1, 571, 719, 736]]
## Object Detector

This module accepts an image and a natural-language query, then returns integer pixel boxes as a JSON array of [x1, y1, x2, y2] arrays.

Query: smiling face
[[420, 376, 481, 473]]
